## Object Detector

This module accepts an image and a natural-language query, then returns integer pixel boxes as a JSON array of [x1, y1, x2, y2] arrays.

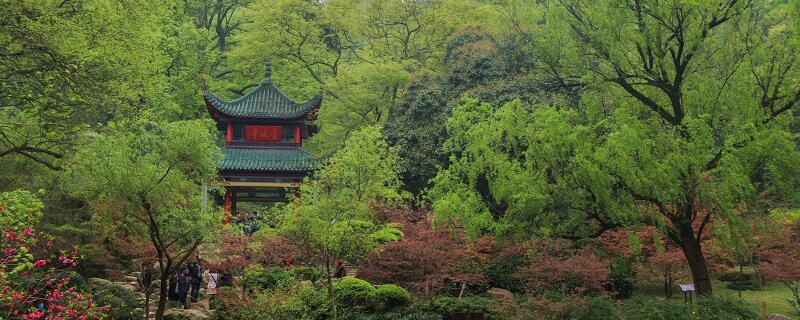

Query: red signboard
[[245, 125, 282, 142]]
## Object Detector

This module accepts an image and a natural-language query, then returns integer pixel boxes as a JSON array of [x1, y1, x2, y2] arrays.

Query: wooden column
[[226, 123, 233, 144], [223, 188, 231, 224], [295, 124, 301, 145], [231, 189, 237, 217]]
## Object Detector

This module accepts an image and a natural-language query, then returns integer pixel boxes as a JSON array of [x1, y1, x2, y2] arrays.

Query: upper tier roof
[[203, 64, 321, 120]]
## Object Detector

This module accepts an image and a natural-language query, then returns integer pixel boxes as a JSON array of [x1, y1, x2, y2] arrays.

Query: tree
[[0, 190, 108, 319], [432, 1, 800, 295], [279, 126, 405, 320], [357, 207, 488, 297], [62, 120, 221, 320], [760, 220, 800, 314], [0, 0, 187, 173], [384, 27, 545, 196]]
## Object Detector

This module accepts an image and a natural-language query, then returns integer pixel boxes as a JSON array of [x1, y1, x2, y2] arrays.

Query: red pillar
[[223, 188, 231, 224], [226, 123, 233, 144], [295, 124, 301, 145], [231, 189, 237, 216]]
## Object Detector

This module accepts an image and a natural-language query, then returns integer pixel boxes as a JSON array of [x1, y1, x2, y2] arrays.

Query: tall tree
[[280, 126, 405, 320], [432, 1, 800, 295], [62, 120, 221, 319]]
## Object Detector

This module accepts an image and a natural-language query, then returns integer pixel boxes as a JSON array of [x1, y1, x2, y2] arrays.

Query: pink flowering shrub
[[0, 190, 108, 319]]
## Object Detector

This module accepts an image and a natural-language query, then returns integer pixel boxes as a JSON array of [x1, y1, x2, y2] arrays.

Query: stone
[[124, 275, 139, 282], [114, 282, 138, 293], [767, 315, 791, 320], [163, 308, 210, 320], [487, 287, 513, 301], [87, 278, 112, 287]]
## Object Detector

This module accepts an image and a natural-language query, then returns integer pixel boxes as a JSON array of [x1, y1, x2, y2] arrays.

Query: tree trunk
[[155, 269, 170, 320], [676, 223, 713, 295], [144, 293, 150, 320]]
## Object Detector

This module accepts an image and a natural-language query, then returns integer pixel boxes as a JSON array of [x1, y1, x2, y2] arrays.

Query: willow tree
[[63, 120, 221, 319], [432, 1, 800, 295], [280, 126, 405, 320]]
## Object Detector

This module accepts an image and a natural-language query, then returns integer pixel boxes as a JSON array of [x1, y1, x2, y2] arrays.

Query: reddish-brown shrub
[[357, 207, 486, 296], [515, 239, 609, 295]]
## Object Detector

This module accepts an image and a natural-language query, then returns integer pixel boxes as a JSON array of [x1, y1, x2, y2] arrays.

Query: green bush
[[484, 255, 527, 292], [211, 283, 328, 320], [296, 283, 329, 319], [369, 227, 404, 244], [575, 297, 619, 320], [695, 295, 759, 320], [263, 269, 296, 290], [610, 258, 636, 298], [242, 265, 296, 291], [422, 296, 493, 316], [335, 278, 376, 308], [337, 309, 440, 320], [92, 282, 142, 320], [621, 295, 691, 320], [291, 266, 325, 282], [374, 284, 411, 310], [718, 272, 749, 282]]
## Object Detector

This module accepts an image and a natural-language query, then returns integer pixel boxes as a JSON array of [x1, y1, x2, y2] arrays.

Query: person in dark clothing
[[334, 259, 347, 278], [168, 271, 179, 301], [177, 268, 191, 309], [188, 257, 203, 303]]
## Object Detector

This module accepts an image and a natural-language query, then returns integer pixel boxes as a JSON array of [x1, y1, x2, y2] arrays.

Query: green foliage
[[242, 265, 296, 291], [335, 278, 376, 308], [695, 295, 759, 320], [368, 226, 404, 245], [610, 258, 637, 298], [576, 297, 619, 320], [373, 284, 411, 311], [621, 295, 691, 320], [62, 119, 221, 239], [211, 283, 329, 320], [788, 281, 800, 315], [230, 0, 480, 153], [421, 296, 493, 316], [0, 190, 44, 232], [290, 266, 326, 282], [281, 126, 406, 268], [337, 309, 440, 320], [92, 282, 142, 320]]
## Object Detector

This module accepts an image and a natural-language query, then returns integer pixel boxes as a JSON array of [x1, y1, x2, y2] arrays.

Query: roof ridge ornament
[[264, 58, 272, 83]]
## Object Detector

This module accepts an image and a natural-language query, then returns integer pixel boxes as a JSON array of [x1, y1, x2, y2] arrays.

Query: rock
[[163, 308, 210, 320], [767, 315, 791, 320], [130, 271, 142, 278], [88, 278, 112, 287], [487, 287, 513, 301], [124, 275, 139, 282], [113, 282, 138, 293]]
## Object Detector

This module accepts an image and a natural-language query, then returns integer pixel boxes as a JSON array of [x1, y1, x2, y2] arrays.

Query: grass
[[714, 280, 798, 319], [637, 270, 799, 319]]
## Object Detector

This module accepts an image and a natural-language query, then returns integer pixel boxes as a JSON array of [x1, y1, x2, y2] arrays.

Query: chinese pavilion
[[203, 64, 321, 223]]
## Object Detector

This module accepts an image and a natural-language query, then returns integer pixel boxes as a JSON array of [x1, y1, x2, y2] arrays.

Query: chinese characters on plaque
[[245, 125, 282, 142]]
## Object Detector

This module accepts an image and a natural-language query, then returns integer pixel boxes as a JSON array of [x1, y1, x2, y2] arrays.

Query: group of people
[[167, 255, 229, 309], [233, 212, 264, 236]]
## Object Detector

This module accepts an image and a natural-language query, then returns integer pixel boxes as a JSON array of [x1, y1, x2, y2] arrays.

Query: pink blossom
[[33, 260, 47, 268], [23, 228, 33, 237], [6, 231, 15, 241]]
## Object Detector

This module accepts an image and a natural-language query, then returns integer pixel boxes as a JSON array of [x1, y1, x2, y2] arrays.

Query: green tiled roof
[[204, 76, 321, 120], [220, 147, 320, 172]]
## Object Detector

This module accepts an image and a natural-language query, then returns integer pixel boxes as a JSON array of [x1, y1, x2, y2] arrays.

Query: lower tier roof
[[220, 147, 320, 172]]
